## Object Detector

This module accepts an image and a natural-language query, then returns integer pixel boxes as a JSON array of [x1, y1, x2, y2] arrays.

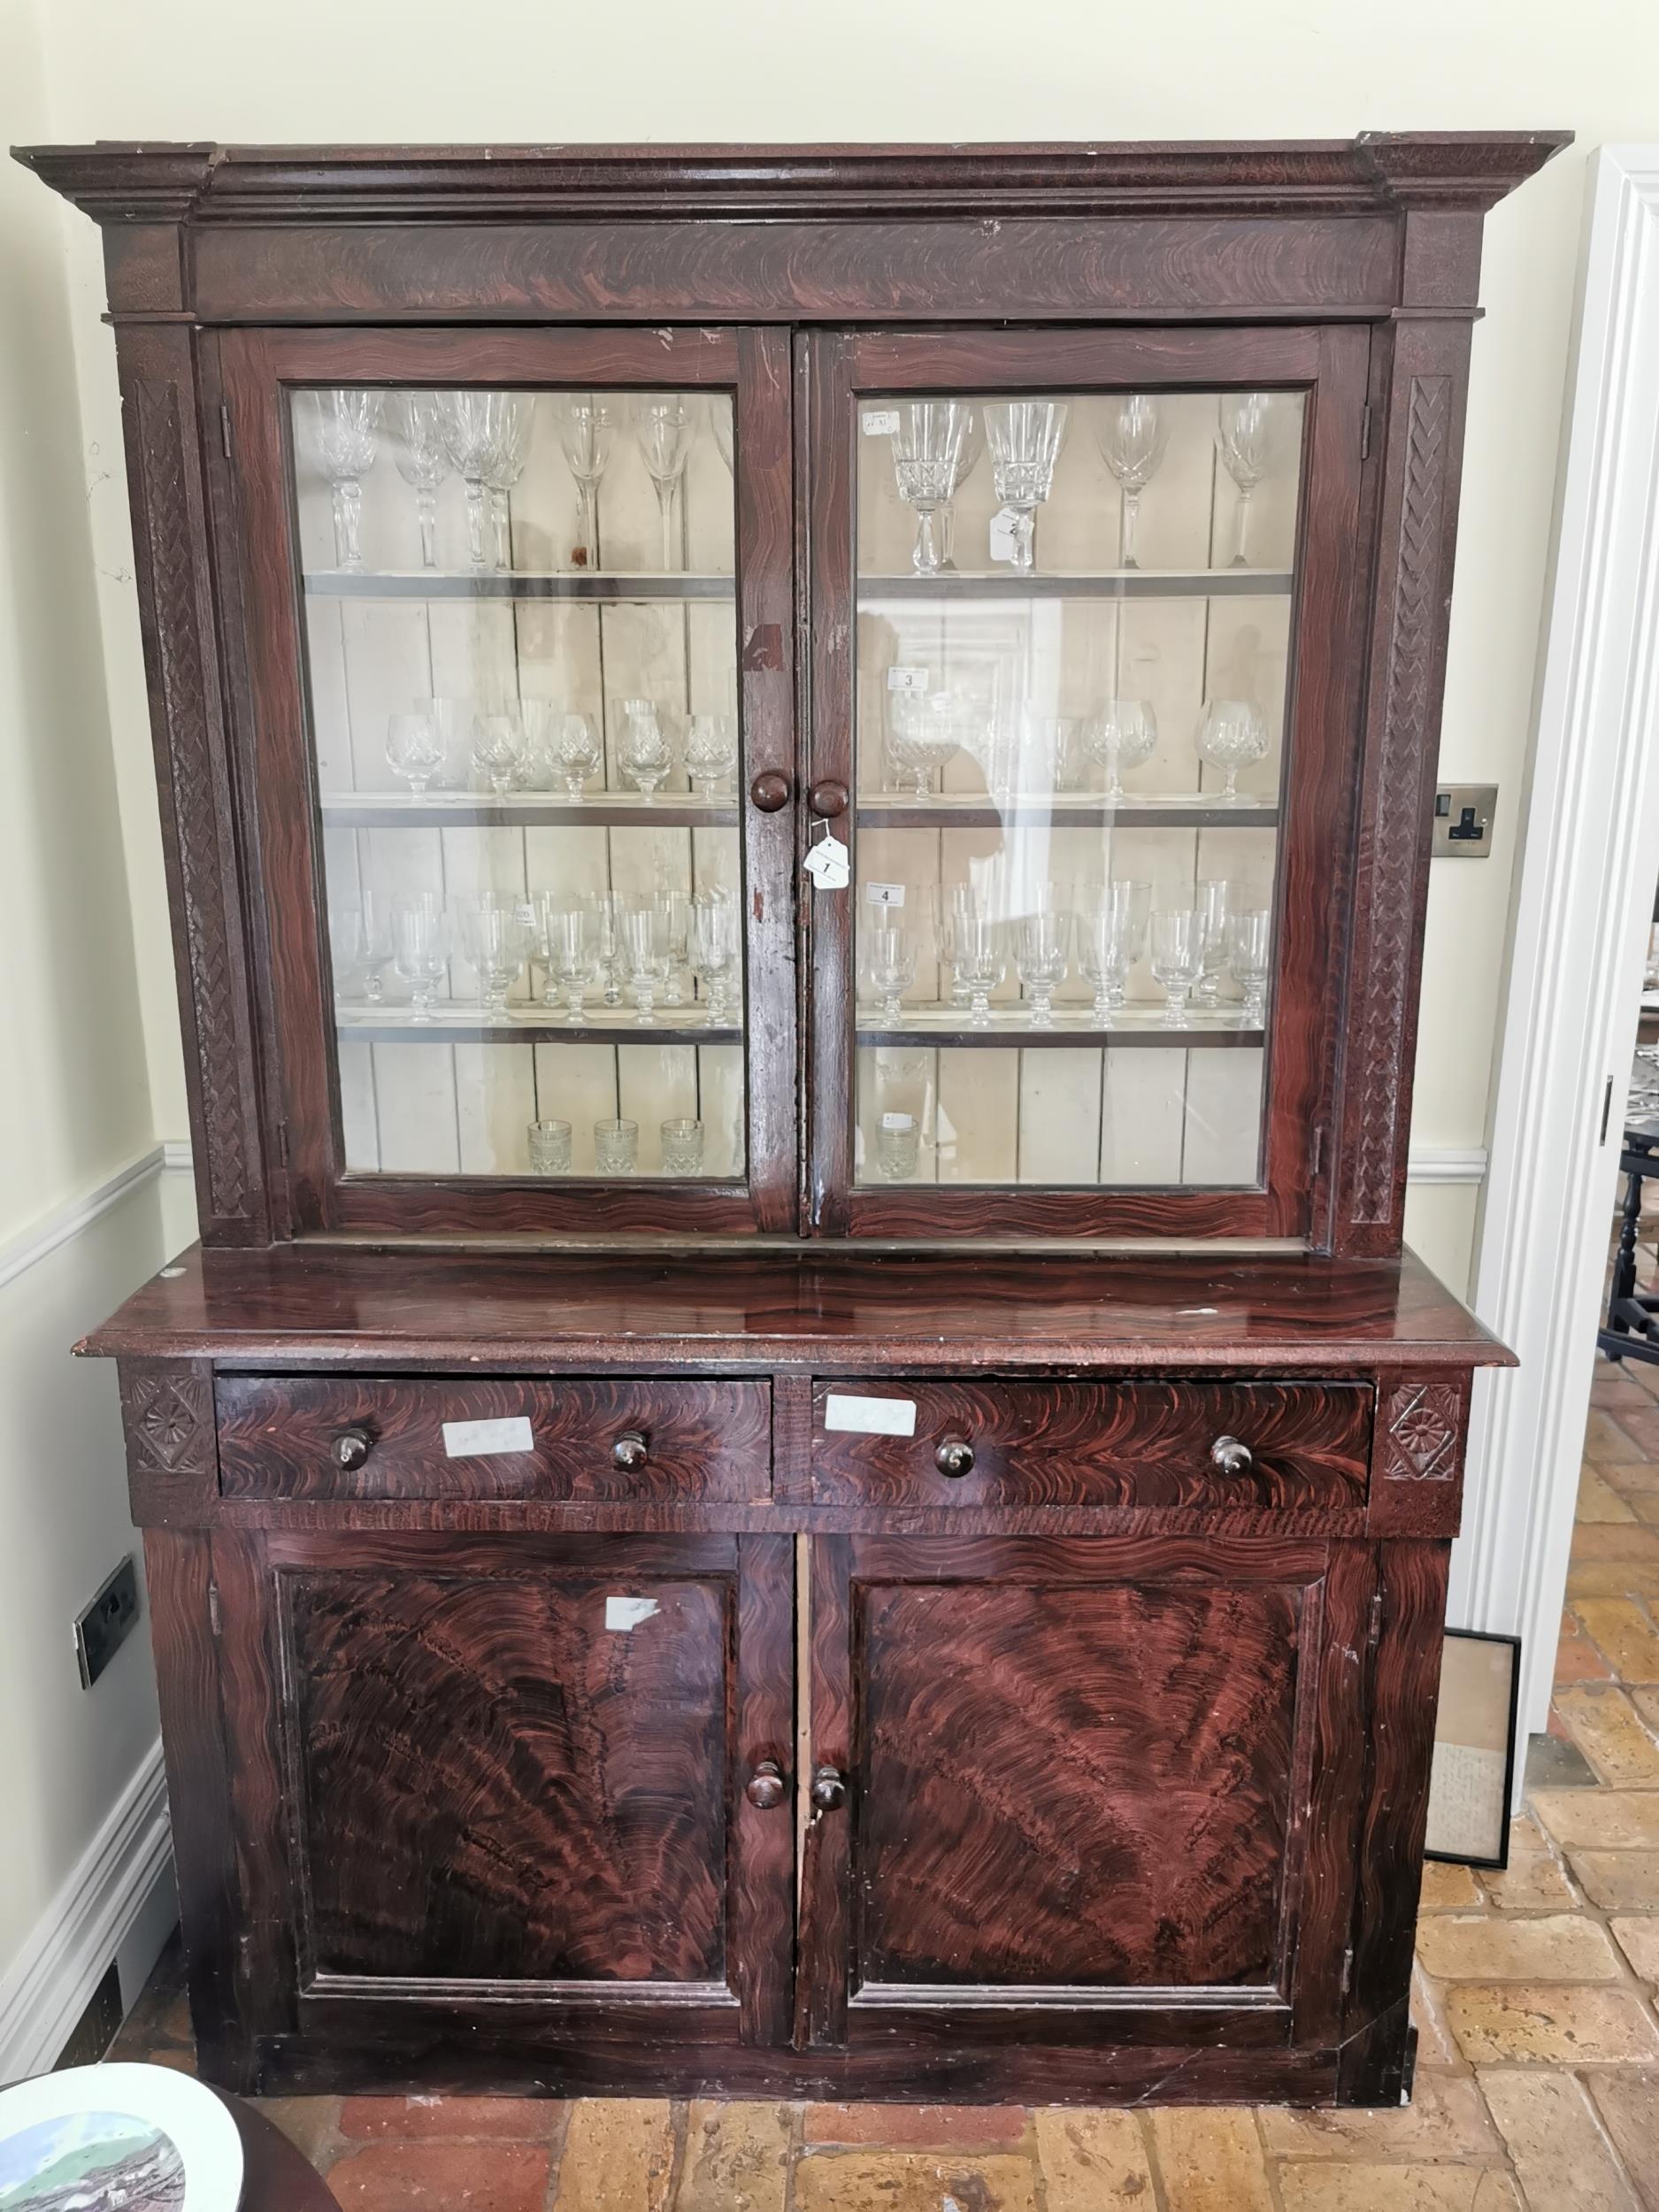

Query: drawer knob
[[745, 1759, 787, 1811], [934, 1435, 976, 1479], [749, 771, 792, 812], [331, 1425, 374, 1471], [810, 1765, 847, 1812], [1210, 1434, 1254, 1476], [612, 1431, 649, 1471], [809, 778, 849, 819]]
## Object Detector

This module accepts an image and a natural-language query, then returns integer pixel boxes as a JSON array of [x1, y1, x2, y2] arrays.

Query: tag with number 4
[[804, 831, 849, 891]]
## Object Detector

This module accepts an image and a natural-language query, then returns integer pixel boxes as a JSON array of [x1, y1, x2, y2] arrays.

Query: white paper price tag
[[887, 665, 930, 694], [862, 409, 900, 436], [442, 1416, 534, 1458], [865, 881, 906, 908], [880, 1111, 916, 1131], [988, 506, 1024, 565], [803, 833, 850, 891], [604, 1595, 661, 1632], [824, 1393, 918, 1437]]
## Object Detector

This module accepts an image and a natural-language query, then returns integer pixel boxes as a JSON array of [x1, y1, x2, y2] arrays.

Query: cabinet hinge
[[1310, 1123, 1325, 1180], [219, 403, 232, 460], [276, 1120, 290, 1167], [1367, 1592, 1385, 1650], [1340, 1944, 1355, 1995], [1360, 404, 1373, 461], [207, 1581, 222, 1638]]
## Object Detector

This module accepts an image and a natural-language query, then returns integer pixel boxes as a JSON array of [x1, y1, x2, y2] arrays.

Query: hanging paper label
[[442, 1416, 534, 1458], [988, 506, 1024, 565], [865, 881, 906, 908], [804, 833, 850, 891], [862, 410, 900, 436], [887, 665, 929, 694], [824, 1393, 918, 1437]]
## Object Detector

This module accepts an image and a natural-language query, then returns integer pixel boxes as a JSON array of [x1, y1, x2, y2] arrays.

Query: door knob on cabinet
[[934, 1435, 976, 1479], [749, 771, 792, 812], [810, 1765, 847, 1811], [1210, 1434, 1254, 1476], [808, 779, 849, 819], [745, 1759, 787, 1810], [612, 1431, 649, 1471], [331, 1425, 374, 1471]]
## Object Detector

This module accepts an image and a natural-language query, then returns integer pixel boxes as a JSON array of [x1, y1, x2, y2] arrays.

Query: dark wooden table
[[222, 2093, 338, 2211], [1601, 1117, 1659, 1369]]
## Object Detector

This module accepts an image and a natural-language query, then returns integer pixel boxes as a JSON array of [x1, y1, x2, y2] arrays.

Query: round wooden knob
[[808, 779, 849, 819], [612, 1431, 649, 1471], [934, 1435, 975, 1479], [1210, 1434, 1254, 1476], [745, 1760, 787, 1810], [749, 771, 791, 812], [331, 1426, 373, 1471], [810, 1765, 846, 1811]]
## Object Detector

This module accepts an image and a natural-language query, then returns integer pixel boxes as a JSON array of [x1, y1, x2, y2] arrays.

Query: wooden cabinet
[[27, 132, 1565, 2107]]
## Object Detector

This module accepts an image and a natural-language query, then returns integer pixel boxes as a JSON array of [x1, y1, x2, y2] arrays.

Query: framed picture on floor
[[1425, 1629, 1523, 1869]]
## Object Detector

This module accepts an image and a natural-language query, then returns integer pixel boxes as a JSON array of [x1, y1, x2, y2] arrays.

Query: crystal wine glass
[[459, 895, 534, 1012], [1194, 878, 1233, 1009], [540, 899, 595, 1020], [616, 698, 673, 798], [1150, 910, 1204, 1028], [391, 893, 449, 1021], [1014, 904, 1072, 1029], [690, 893, 739, 1024], [310, 390, 382, 569], [471, 709, 527, 797], [655, 888, 692, 1005], [660, 1117, 706, 1175], [1083, 699, 1158, 802], [936, 411, 983, 570], [332, 893, 394, 1005], [392, 394, 449, 569], [594, 1118, 639, 1175], [1195, 698, 1269, 803], [684, 712, 738, 799], [983, 400, 1068, 572], [1216, 394, 1274, 566], [709, 399, 734, 475], [438, 392, 509, 569], [631, 396, 697, 570], [1227, 909, 1272, 1027], [947, 910, 1006, 1029], [556, 394, 614, 570], [891, 401, 974, 576], [619, 903, 665, 1023], [385, 710, 444, 797], [587, 890, 625, 1006], [865, 925, 917, 1020], [1077, 880, 1150, 1025], [482, 396, 531, 570], [549, 712, 603, 797], [1096, 395, 1169, 569], [527, 1118, 572, 1174], [428, 695, 472, 787], [887, 690, 968, 798]]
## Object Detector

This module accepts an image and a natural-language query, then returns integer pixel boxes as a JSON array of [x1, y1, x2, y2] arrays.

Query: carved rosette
[[121, 1365, 214, 1474], [1368, 1376, 1470, 1537]]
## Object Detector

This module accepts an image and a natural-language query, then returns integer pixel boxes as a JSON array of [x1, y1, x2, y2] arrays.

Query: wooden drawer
[[215, 1375, 771, 1502], [809, 1379, 1371, 1511]]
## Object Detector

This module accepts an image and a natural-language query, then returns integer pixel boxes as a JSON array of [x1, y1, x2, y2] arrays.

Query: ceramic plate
[[0, 2062, 242, 2211]]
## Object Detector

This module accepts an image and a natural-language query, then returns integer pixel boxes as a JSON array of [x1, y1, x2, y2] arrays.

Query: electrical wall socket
[[75, 1555, 141, 1688], [1432, 783, 1498, 858]]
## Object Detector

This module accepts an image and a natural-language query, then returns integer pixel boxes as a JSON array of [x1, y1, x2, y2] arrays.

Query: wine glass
[[616, 698, 673, 798], [890, 401, 974, 576], [392, 395, 449, 569], [458, 895, 534, 1012], [539, 898, 595, 1020], [1227, 909, 1272, 1027], [336, 894, 394, 1005], [1195, 698, 1269, 803], [428, 695, 472, 787], [1096, 396, 1168, 569], [557, 394, 614, 570], [391, 893, 449, 1020], [385, 710, 444, 796], [1194, 879, 1233, 1009], [1083, 699, 1158, 802], [947, 910, 1006, 1029], [684, 713, 738, 799], [655, 888, 692, 1005], [471, 709, 527, 797], [619, 902, 665, 1023], [481, 396, 531, 571], [709, 399, 734, 475], [865, 925, 917, 1020], [1150, 910, 1204, 1027], [1216, 394, 1275, 566], [309, 390, 382, 569], [690, 893, 739, 1024], [983, 400, 1068, 572], [1014, 903, 1072, 1029], [1078, 880, 1150, 1025], [631, 396, 697, 570], [549, 712, 603, 798], [937, 411, 983, 571], [887, 690, 969, 798], [437, 392, 509, 570]]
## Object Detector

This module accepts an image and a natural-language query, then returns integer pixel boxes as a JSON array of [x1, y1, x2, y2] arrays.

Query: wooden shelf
[[320, 791, 739, 829], [856, 1008, 1263, 1049], [861, 567, 1294, 603], [337, 1006, 741, 1047], [304, 569, 733, 603], [856, 795, 1279, 830]]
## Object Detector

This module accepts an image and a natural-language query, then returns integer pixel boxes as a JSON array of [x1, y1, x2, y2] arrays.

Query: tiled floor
[[111, 1337, 1659, 2208]]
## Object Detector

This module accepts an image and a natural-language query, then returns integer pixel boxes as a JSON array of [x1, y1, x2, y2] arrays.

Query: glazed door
[[799, 1535, 1374, 2054], [216, 1531, 795, 2060], [803, 326, 1370, 1239], [220, 326, 795, 1234]]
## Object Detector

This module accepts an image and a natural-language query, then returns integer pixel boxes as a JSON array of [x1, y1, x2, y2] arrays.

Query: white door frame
[[1454, 145, 1659, 1763]]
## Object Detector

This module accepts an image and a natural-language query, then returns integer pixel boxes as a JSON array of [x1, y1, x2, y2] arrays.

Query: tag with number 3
[[804, 830, 849, 891]]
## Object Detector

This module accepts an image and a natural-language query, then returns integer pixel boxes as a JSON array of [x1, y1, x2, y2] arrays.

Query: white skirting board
[[0, 1740, 175, 2084]]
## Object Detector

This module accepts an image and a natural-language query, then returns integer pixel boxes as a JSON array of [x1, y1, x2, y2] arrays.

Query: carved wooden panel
[[119, 1360, 217, 1523], [1367, 1374, 1471, 1536]]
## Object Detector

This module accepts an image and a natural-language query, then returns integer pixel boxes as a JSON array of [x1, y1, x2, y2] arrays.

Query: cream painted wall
[[24, 0, 1659, 1298]]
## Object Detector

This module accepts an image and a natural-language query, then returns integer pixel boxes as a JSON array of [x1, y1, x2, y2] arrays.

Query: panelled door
[[799, 1535, 1375, 2056], [219, 325, 796, 1235]]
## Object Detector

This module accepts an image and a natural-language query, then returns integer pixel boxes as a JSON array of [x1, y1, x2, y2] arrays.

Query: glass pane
[[851, 388, 1305, 1191], [291, 385, 744, 1183]]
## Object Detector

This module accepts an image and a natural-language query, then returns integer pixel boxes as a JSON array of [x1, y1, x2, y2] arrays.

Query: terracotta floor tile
[[253, 2097, 341, 2165], [1570, 1525, 1659, 1564], [1413, 1913, 1622, 1983], [1597, 1462, 1659, 1497], [1444, 1982, 1659, 2064], [1609, 1916, 1659, 1980], [1256, 2074, 1499, 2160], [1470, 2178, 1523, 2210], [1421, 1860, 1485, 1909], [1568, 1560, 1659, 1598], [1276, 2168, 1486, 2210], [1590, 1373, 1654, 1410], [337, 2095, 564, 2141], [1576, 1599, 1659, 1683], [554, 2101, 674, 2212], [676, 2101, 789, 2212], [1033, 2110, 1156, 2210], [1556, 1631, 1618, 1686], [803, 2104, 1027, 2147], [1610, 1407, 1659, 1456], [1412, 1962, 1463, 2070], [1577, 1471, 1640, 1523], [1479, 1817, 1578, 1911], [1555, 1685, 1659, 1785], [1571, 1850, 1659, 1909], [1630, 1493, 1659, 1526], [1146, 2110, 1273, 2212], [1534, 1790, 1659, 1849], [1585, 1411, 1641, 1462], [1585, 2070, 1659, 2204], [329, 2141, 550, 2212], [793, 2150, 1038, 2212], [1476, 2069, 1641, 2210]]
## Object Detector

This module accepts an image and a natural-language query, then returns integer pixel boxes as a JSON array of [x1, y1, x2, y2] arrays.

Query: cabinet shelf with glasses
[[861, 567, 1294, 603], [855, 797, 1279, 830], [320, 793, 741, 829], [335, 1008, 743, 1048], [304, 570, 735, 603]]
